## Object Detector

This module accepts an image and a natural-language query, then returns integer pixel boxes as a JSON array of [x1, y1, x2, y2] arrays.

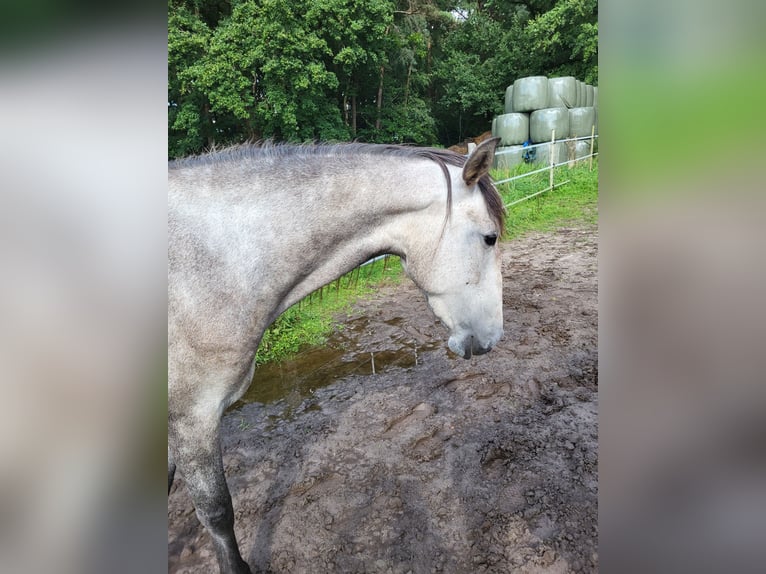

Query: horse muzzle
[[448, 333, 500, 359]]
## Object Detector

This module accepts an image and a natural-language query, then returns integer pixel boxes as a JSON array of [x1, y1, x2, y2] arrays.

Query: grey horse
[[168, 138, 504, 573]]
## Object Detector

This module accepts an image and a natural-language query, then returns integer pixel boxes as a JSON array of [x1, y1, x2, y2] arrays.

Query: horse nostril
[[471, 337, 492, 356]]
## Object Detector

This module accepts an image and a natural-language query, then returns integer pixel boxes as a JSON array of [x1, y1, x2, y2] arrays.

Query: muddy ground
[[168, 225, 598, 573]]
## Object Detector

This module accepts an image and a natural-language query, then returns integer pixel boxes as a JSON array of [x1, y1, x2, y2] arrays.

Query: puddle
[[232, 316, 441, 412]]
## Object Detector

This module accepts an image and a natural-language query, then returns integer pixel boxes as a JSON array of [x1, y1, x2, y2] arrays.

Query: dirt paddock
[[168, 225, 598, 573]]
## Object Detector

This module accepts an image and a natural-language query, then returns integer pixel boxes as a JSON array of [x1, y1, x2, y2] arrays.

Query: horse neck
[[256, 155, 448, 315]]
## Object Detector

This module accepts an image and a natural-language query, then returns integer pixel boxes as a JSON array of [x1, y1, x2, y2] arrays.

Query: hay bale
[[568, 107, 596, 138], [585, 85, 594, 107], [592, 87, 598, 135], [594, 108, 598, 136], [504, 85, 514, 113], [530, 108, 570, 143], [574, 140, 592, 161], [447, 143, 468, 154], [512, 76, 549, 112], [576, 81, 585, 107], [494, 145, 524, 170], [473, 130, 494, 146], [533, 141, 568, 166], [547, 76, 577, 108], [493, 112, 529, 146]]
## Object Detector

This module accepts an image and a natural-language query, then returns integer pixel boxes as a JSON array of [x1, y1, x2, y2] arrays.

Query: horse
[[168, 137, 505, 574]]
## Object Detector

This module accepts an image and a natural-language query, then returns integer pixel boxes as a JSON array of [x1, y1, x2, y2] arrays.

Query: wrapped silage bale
[[594, 110, 598, 136], [493, 112, 529, 146], [530, 108, 570, 143], [574, 140, 592, 162], [533, 141, 568, 166], [504, 85, 514, 113], [512, 76, 549, 112], [585, 85, 594, 107], [576, 81, 585, 107], [592, 87, 598, 135], [547, 76, 577, 108], [493, 145, 524, 170], [492, 117, 497, 135], [569, 107, 596, 138]]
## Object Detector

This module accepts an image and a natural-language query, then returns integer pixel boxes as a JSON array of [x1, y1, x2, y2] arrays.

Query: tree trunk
[[375, 65, 384, 131], [404, 62, 412, 108], [351, 93, 357, 137], [203, 103, 215, 149], [343, 92, 349, 126], [427, 37, 433, 104]]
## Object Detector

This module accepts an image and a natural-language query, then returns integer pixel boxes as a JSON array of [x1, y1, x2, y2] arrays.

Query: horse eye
[[483, 233, 497, 246]]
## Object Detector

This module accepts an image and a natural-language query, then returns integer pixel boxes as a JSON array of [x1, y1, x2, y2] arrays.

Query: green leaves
[[525, 0, 598, 82], [168, 0, 598, 156]]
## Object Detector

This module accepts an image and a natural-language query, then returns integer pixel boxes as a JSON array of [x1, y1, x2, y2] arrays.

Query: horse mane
[[170, 141, 505, 235]]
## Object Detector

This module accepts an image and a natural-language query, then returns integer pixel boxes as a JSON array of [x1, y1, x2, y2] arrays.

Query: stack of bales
[[492, 75, 598, 170]]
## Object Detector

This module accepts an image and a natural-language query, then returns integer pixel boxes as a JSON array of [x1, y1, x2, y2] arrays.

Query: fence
[[493, 129, 598, 209]]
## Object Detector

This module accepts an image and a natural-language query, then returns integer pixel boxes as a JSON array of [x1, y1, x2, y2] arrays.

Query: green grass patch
[[493, 159, 598, 240], [254, 256, 403, 366], [256, 160, 598, 366]]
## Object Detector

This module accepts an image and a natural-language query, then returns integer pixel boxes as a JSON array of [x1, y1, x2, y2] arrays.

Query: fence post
[[549, 129, 556, 189], [589, 125, 595, 171], [567, 135, 576, 170]]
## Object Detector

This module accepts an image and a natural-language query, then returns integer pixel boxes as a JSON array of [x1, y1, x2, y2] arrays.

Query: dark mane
[[170, 142, 505, 234]]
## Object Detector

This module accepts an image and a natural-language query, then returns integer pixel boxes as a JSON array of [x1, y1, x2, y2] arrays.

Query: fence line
[[494, 133, 599, 156], [494, 130, 598, 208], [494, 151, 599, 187]]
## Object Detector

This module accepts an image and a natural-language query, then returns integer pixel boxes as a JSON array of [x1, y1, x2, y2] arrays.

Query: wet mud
[[168, 225, 598, 573]]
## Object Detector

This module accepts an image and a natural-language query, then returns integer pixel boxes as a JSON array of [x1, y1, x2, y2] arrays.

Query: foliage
[[432, 9, 514, 142], [168, 0, 598, 156], [432, 0, 598, 142], [523, 0, 599, 83], [168, 2, 214, 157]]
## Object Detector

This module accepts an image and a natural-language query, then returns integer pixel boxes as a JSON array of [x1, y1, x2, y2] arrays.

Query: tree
[[168, 1, 215, 158], [432, 6, 515, 142], [188, 0, 350, 142], [523, 0, 598, 83], [167, 0, 598, 156], [354, 1, 440, 143], [432, 0, 597, 144]]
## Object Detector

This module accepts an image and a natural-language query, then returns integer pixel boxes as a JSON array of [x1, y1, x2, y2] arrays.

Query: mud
[[168, 225, 598, 573]]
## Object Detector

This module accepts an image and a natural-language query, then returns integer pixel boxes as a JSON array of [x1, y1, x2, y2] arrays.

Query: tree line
[[168, 0, 597, 158]]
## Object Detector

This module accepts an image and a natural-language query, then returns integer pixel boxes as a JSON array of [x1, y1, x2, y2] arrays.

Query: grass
[[254, 256, 403, 366], [493, 158, 599, 240], [256, 159, 598, 366]]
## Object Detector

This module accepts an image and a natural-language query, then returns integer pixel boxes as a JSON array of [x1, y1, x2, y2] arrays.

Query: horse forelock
[[169, 141, 505, 234], [409, 148, 505, 237]]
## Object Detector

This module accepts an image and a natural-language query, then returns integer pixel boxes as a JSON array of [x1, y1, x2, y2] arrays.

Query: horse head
[[401, 137, 505, 359]]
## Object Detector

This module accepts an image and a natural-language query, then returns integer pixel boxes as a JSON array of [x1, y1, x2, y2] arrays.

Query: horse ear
[[463, 137, 500, 187]]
